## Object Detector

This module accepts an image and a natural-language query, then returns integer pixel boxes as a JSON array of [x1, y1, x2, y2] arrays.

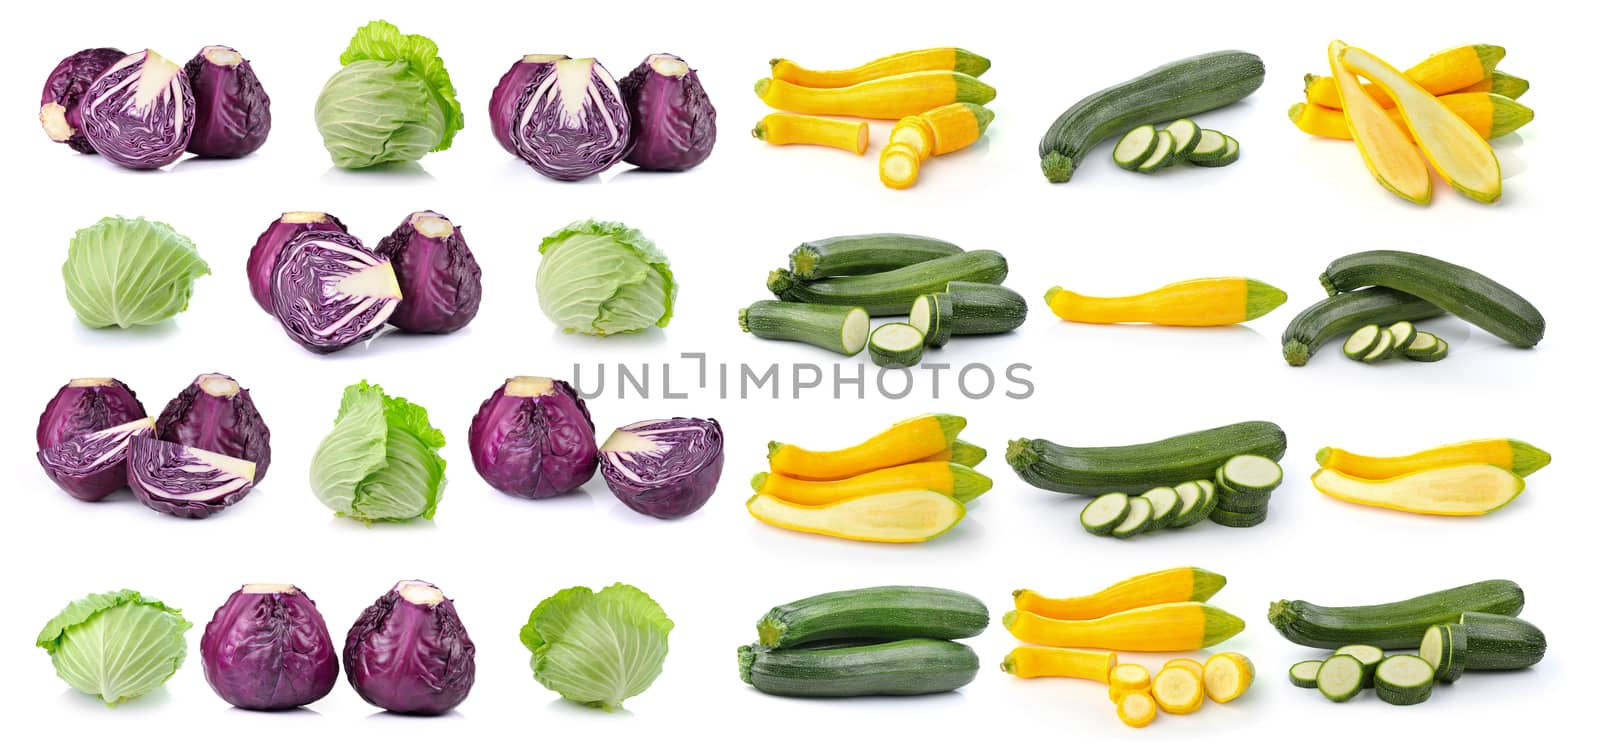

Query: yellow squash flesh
[[1151, 666, 1205, 714], [1306, 43, 1504, 109], [1202, 652, 1254, 702], [1289, 93, 1531, 141], [1311, 464, 1525, 516], [1328, 40, 1432, 205], [1117, 691, 1157, 728], [745, 490, 964, 543]]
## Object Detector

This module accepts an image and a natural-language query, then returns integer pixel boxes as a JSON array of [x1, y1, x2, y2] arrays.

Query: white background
[[4, 0, 1593, 747]]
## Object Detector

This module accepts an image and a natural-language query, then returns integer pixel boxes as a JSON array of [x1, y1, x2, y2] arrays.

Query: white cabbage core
[[505, 376, 556, 397], [397, 581, 444, 605]]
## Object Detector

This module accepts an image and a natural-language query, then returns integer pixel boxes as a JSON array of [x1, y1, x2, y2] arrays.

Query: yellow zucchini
[[1117, 691, 1157, 728], [768, 414, 965, 480], [1013, 567, 1227, 621], [921, 103, 994, 155], [769, 48, 991, 88], [753, 113, 869, 154], [878, 142, 922, 189], [1288, 93, 1533, 141], [1305, 43, 1504, 109], [1316, 439, 1550, 479], [1045, 278, 1287, 326], [750, 461, 992, 505], [1328, 40, 1432, 205], [1311, 464, 1525, 516], [745, 490, 965, 543], [1151, 666, 1205, 714], [1108, 663, 1151, 701], [889, 117, 936, 158], [1454, 70, 1530, 99], [1163, 657, 1205, 679], [1202, 652, 1254, 703], [754, 72, 996, 119], [1340, 45, 1502, 203], [922, 439, 987, 468], [1001, 647, 1117, 681], [1004, 602, 1245, 652]]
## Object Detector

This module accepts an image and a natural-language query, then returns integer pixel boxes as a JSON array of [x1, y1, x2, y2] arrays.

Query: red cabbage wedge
[[489, 54, 568, 154], [39, 417, 155, 501], [247, 212, 348, 313], [599, 417, 724, 519], [127, 436, 256, 518], [37, 377, 145, 450], [270, 229, 401, 354], [156, 373, 272, 481]]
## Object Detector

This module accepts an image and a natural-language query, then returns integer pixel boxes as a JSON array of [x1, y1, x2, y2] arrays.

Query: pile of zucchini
[[1112, 119, 1240, 173], [1343, 320, 1448, 363], [743, 234, 1027, 368], [1281, 250, 1545, 366], [1081, 454, 1283, 537], [1274, 579, 1547, 706], [739, 586, 988, 697]]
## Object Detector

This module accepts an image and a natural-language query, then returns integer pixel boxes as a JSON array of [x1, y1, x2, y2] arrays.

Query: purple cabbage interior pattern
[[246, 211, 347, 312], [619, 54, 716, 171], [599, 417, 724, 519], [80, 49, 195, 169], [37, 377, 146, 450], [468, 376, 597, 499], [488, 54, 568, 155], [38, 417, 154, 501], [156, 373, 272, 481], [183, 45, 271, 158], [127, 436, 255, 518], [270, 229, 401, 354], [375, 211, 482, 334], [39, 47, 125, 153], [508, 57, 631, 181], [201, 584, 338, 710], [344, 580, 475, 716]]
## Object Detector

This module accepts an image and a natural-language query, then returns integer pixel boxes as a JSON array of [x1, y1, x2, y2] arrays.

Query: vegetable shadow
[[545, 698, 634, 717], [321, 161, 436, 184]]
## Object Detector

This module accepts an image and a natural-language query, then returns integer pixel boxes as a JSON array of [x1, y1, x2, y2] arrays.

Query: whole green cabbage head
[[314, 20, 463, 168], [520, 583, 673, 711], [36, 589, 191, 705], [63, 216, 209, 328], [536, 219, 677, 336], [310, 381, 446, 523]]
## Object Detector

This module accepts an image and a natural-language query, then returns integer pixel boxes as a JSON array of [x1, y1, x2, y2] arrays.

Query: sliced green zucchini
[[1457, 612, 1546, 670], [1113, 125, 1159, 170], [909, 293, 953, 347], [741, 301, 871, 356], [1175, 479, 1219, 527], [1268, 579, 1525, 650], [1403, 330, 1438, 357], [1164, 119, 1201, 158], [739, 639, 980, 697], [1188, 129, 1228, 161], [1320, 250, 1545, 348], [869, 323, 925, 368], [1334, 644, 1385, 688], [1374, 655, 1434, 705], [756, 586, 989, 648], [1387, 321, 1417, 351], [1110, 496, 1154, 538], [789, 234, 964, 280], [1007, 421, 1288, 496], [1361, 329, 1395, 362], [1190, 135, 1239, 167], [1209, 506, 1267, 528], [1420, 623, 1465, 682], [769, 250, 1008, 316], [1170, 482, 1205, 526], [943, 282, 1028, 336], [1404, 336, 1449, 363], [1289, 659, 1323, 688], [1282, 286, 1445, 366], [1214, 487, 1270, 514], [1081, 492, 1131, 536], [1219, 455, 1283, 492], [1343, 324, 1382, 360], [1142, 487, 1181, 529], [1317, 654, 1365, 702], [1136, 130, 1176, 174]]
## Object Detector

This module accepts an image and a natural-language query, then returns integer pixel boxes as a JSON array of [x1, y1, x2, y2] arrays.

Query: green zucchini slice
[[1188, 129, 1228, 161], [1113, 125, 1159, 170], [1316, 654, 1366, 702], [1165, 119, 1202, 158], [909, 293, 953, 347], [1387, 321, 1417, 351], [1405, 336, 1449, 362], [1361, 329, 1395, 362], [1110, 496, 1154, 538], [1143, 486, 1181, 528], [1289, 660, 1323, 688], [1176, 479, 1219, 527], [1081, 492, 1131, 536], [1170, 482, 1205, 527], [1215, 488, 1270, 514], [868, 323, 925, 368], [1190, 135, 1239, 167], [1136, 130, 1176, 174], [1209, 506, 1267, 528], [1374, 655, 1434, 705], [1343, 324, 1382, 360], [1403, 330, 1438, 356], [1219, 455, 1283, 492], [1334, 644, 1385, 687], [1420, 623, 1465, 682]]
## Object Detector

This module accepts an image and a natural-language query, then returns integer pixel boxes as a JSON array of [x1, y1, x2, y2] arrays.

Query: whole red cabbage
[[80, 49, 195, 169], [270, 229, 401, 354], [127, 436, 255, 518], [507, 57, 631, 181], [619, 54, 716, 171], [156, 373, 272, 481], [37, 377, 146, 450], [183, 45, 271, 158], [488, 54, 568, 155], [344, 580, 475, 715], [246, 212, 347, 312], [374, 211, 482, 334], [201, 584, 338, 710], [599, 417, 724, 519], [39, 47, 125, 153], [38, 418, 154, 501], [468, 376, 597, 498]]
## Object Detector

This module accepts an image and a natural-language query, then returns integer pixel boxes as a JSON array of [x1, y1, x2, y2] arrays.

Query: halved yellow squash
[[1311, 464, 1525, 516]]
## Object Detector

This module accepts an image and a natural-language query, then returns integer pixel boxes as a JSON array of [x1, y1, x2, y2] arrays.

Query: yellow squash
[[1163, 657, 1205, 679], [1004, 602, 1245, 652], [1305, 43, 1504, 109], [1328, 40, 1432, 205], [1289, 93, 1533, 141], [769, 48, 991, 88], [889, 117, 936, 158], [750, 460, 992, 505], [1001, 647, 1117, 681], [1151, 666, 1205, 714], [1202, 652, 1254, 703], [754, 72, 996, 119], [1311, 464, 1525, 516], [1316, 438, 1551, 479], [1455, 70, 1531, 99], [1117, 691, 1157, 728], [745, 490, 964, 542], [1014, 567, 1227, 620], [922, 439, 987, 467], [1108, 663, 1151, 701], [768, 414, 965, 480], [752, 113, 868, 154], [878, 142, 922, 189], [1045, 278, 1287, 326]]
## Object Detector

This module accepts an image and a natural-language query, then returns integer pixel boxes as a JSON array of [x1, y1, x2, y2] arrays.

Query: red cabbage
[[38, 418, 154, 501], [468, 376, 597, 499], [344, 580, 475, 715], [39, 48, 125, 154], [270, 229, 401, 354], [37, 377, 146, 450], [507, 57, 631, 181], [156, 373, 272, 481], [375, 211, 482, 334], [246, 212, 348, 313], [127, 436, 255, 518], [201, 584, 338, 710], [599, 418, 724, 519], [619, 54, 716, 171], [488, 54, 568, 155], [183, 45, 271, 158], [80, 49, 194, 169]]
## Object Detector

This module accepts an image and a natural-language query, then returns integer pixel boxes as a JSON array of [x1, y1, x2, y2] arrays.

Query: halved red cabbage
[[599, 418, 724, 519], [156, 373, 272, 481], [80, 49, 194, 169], [468, 376, 597, 499], [270, 229, 401, 354], [246, 212, 347, 312], [37, 377, 146, 450], [40, 48, 125, 153], [508, 57, 631, 181], [201, 584, 338, 710], [619, 54, 716, 171], [127, 436, 255, 518], [344, 580, 474, 715], [184, 45, 271, 158], [375, 211, 482, 334], [38, 417, 154, 501], [489, 54, 567, 155]]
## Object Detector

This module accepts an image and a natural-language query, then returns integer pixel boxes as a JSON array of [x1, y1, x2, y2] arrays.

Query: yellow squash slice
[[1327, 40, 1431, 204], [1311, 464, 1525, 516]]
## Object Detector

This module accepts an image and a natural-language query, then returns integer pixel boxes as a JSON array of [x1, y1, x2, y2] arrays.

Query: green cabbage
[[314, 20, 463, 168], [536, 219, 677, 336], [310, 381, 446, 523], [36, 589, 191, 706], [520, 583, 673, 711], [62, 217, 209, 328]]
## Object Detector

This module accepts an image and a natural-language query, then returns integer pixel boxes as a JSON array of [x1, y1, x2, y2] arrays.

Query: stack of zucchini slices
[[1081, 454, 1283, 538], [1113, 118, 1240, 173], [1343, 320, 1448, 363]]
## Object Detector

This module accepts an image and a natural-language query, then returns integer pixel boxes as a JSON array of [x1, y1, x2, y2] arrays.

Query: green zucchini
[[1081, 492, 1131, 536], [756, 586, 989, 649], [740, 301, 871, 356], [1213, 486, 1269, 514], [944, 282, 1028, 335], [1112, 125, 1159, 170], [739, 639, 979, 697], [1334, 644, 1385, 688], [1457, 612, 1546, 670], [1405, 336, 1449, 363], [1142, 486, 1181, 528], [868, 323, 925, 368], [1343, 324, 1382, 360], [1188, 129, 1228, 161], [1316, 654, 1365, 702], [1170, 482, 1205, 526], [1110, 495, 1154, 538], [1282, 286, 1445, 366], [1218, 455, 1282, 492], [1268, 579, 1526, 649], [1039, 50, 1265, 183], [1208, 506, 1266, 528], [1374, 655, 1434, 705], [1008, 420, 1287, 496], [1420, 623, 1465, 682], [950, 440, 987, 468], [1165, 119, 1201, 158], [1387, 321, 1417, 351], [1403, 330, 1438, 357], [1289, 659, 1323, 688], [909, 293, 953, 347], [788, 234, 964, 280], [768, 250, 1008, 316], [1360, 329, 1395, 362], [1189, 135, 1239, 167], [1135, 130, 1176, 174], [1320, 251, 1545, 348], [1173, 480, 1220, 528]]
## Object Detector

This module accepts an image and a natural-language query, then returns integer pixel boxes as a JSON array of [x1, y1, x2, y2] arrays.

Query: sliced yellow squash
[[1327, 40, 1431, 204], [1202, 652, 1254, 702], [745, 490, 964, 542], [1117, 691, 1157, 728], [1311, 464, 1525, 516], [1150, 666, 1205, 714]]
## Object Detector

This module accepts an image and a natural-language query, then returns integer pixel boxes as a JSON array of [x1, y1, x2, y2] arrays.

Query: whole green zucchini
[[1282, 287, 1445, 366], [1268, 579, 1524, 649], [790, 234, 964, 280], [738, 639, 980, 697], [1320, 251, 1545, 348], [757, 586, 988, 648], [1007, 420, 1287, 496], [768, 250, 1008, 316], [1038, 50, 1265, 183], [1457, 612, 1546, 670]]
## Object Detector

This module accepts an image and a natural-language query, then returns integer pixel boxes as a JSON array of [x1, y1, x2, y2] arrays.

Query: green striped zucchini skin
[[756, 586, 989, 649], [944, 281, 1028, 335], [738, 639, 980, 697], [789, 234, 964, 280], [1007, 421, 1287, 496], [768, 250, 1008, 316], [1320, 251, 1545, 347], [1457, 612, 1547, 670], [1268, 579, 1525, 650], [1282, 287, 1445, 366]]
